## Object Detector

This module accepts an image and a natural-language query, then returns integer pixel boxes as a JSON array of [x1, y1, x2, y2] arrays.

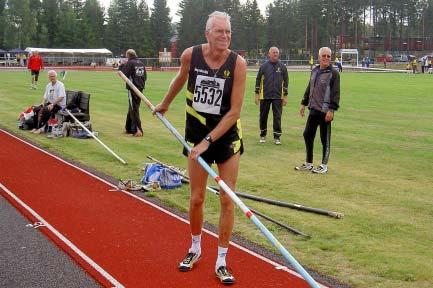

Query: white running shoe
[[294, 163, 313, 171], [215, 266, 235, 285], [312, 164, 328, 174], [259, 137, 266, 143], [178, 252, 201, 272]]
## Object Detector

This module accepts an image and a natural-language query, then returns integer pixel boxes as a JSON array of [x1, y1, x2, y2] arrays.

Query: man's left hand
[[189, 140, 210, 160], [325, 110, 334, 122], [282, 96, 288, 106]]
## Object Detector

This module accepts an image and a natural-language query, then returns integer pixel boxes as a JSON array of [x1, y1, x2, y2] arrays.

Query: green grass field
[[1, 69, 432, 288]]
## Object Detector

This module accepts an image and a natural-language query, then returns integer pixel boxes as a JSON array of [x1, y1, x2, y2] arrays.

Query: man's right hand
[[153, 102, 169, 116], [255, 94, 259, 105], [299, 105, 305, 117]]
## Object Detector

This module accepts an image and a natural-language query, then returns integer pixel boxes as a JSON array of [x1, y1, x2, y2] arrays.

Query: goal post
[[339, 48, 359, 67]]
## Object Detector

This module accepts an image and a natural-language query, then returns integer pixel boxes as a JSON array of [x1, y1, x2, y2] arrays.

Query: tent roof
[[9, 48, 28, 54], [25, 47, 112, 56]]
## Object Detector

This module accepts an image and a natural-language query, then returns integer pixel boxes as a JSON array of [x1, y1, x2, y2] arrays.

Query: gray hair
[[48, 70, 57, 77], [319, 47, 332, 56], [205, 11, 231, 32], [126, 49, 137, 58]]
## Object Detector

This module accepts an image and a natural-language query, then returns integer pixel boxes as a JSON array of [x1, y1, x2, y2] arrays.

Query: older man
[[32, 70, 66, 134], [255, 47, 289, 145], [120, 49, 146, 137], [295, 47, 340, 174], [154, 11, 246, 285]]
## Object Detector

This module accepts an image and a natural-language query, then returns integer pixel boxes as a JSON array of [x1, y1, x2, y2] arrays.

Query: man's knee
[[219, 192, 235, 211], [190, 193, 205, 209]]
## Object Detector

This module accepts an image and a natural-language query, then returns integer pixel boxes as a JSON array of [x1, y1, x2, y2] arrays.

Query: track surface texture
[[0, 129, 326, 287]]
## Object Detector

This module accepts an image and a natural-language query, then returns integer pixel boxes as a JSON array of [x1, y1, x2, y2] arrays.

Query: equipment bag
[[18, 105, 39, 130], [141, 163, 182, 189], [64, 121, 93, 138]]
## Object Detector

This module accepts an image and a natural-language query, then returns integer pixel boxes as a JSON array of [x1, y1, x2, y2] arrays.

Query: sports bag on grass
[[141, 163, 182, 189]]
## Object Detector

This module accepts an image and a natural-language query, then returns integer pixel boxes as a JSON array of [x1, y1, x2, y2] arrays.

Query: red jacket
[[28, 55, 44, 71]]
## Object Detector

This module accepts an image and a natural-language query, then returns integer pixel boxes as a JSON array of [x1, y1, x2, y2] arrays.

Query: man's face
[[48, 73, 57, 83], [268, 48, 279, 62], [319, 49, 331, 67], [206, 18, 231, 51]]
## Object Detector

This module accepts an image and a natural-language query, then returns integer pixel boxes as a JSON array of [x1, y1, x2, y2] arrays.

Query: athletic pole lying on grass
[[64, 109, 127, 165], [147, 155, 343, 219], [210, 186, 344, 219], [118, 71, 320, 288], [146, 155, 310, 237]]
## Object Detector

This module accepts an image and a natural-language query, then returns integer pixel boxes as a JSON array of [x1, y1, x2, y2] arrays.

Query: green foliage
[[149, 0, 171, 54], [1, 0, 433, 57], [1, 70, 433, 288]]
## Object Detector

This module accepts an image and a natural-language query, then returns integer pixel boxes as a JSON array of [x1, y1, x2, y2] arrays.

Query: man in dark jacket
[[121, 49, 146, 137], [295, 47, 340, 174], [255, 47, 288, 145]]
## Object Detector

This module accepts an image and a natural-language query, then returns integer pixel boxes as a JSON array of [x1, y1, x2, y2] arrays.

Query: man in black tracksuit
[[121, 49, 146, 137], [255, 47, 288, 145], [295, 47, 340, 174]]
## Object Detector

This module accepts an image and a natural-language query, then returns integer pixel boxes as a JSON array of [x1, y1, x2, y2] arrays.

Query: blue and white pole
[[118, 71, 321, 288]]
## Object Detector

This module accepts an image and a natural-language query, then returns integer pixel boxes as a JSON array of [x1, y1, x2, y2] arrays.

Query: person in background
[[411, 58, 417, 74], [32, 70, 66, 134], [255, 46, 289, 145], [120, 49, 146, 137], [295, 47, 340, 174], [153, 11, 246, 285], [27, 51, 44, 90], [334, 56, 342, 72], [309, 55, 314, 70]]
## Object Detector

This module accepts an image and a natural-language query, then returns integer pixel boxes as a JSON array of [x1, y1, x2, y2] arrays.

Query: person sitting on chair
[[32, 70, 66, 134]]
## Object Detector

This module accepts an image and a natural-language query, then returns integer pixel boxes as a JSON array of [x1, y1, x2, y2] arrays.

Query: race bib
[[192, 75, 225, 115]]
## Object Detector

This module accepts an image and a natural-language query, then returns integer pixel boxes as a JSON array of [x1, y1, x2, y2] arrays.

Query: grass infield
[[1, 69, 432, 288]]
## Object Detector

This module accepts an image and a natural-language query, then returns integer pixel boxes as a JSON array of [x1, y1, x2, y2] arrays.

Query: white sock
[[215, 246, 228, 270], [305, 162, 313, 167], [189, 234, 201, 255], [321, 164, 327, 168]]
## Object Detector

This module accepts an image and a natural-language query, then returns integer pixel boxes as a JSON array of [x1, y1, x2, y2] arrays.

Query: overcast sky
[[99, 0, 272, 22]]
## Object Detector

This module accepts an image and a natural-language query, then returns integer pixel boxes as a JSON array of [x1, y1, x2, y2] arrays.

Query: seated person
[[32, 70, 66, 134]]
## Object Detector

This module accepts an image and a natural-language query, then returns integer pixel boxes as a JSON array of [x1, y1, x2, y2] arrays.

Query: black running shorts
[[31, 70, 40, 81], [183, 138, 244, 164]]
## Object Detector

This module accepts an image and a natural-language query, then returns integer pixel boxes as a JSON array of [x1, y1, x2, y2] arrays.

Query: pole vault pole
[[118, 71, 321, 288], [65, 109, 127, 165]]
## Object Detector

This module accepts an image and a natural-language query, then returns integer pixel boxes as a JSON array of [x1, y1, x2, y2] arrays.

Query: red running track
[[0, 129, 323, 288]]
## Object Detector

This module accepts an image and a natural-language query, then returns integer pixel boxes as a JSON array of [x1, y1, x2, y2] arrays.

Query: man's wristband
[[204, 134, 213, 144]]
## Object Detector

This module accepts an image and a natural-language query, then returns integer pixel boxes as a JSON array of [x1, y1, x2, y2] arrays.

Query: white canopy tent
[[25, 47, 112, 66], [339, 48, 359, 67], [25, 47, 112, 56]]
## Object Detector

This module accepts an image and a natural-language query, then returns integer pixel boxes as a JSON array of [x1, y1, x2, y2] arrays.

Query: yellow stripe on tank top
[[185, 105, 206, 126]]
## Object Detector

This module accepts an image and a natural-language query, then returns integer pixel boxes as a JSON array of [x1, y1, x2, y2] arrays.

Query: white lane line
[[0, 182, 124, 288], [1, 129, 328, 287]]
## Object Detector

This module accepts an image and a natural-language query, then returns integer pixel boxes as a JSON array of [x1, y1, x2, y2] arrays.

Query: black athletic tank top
[[185, 45, 240, 143]]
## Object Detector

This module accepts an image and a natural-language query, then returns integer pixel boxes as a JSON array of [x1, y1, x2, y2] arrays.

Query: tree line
[[1, 0, 432, 59]]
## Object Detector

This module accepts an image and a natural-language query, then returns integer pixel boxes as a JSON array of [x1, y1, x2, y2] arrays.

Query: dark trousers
[[303, 110, 331, 165], [125, 90, 143, 134], [34, 103, 61, 130], [259, 99, 282, 139]]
